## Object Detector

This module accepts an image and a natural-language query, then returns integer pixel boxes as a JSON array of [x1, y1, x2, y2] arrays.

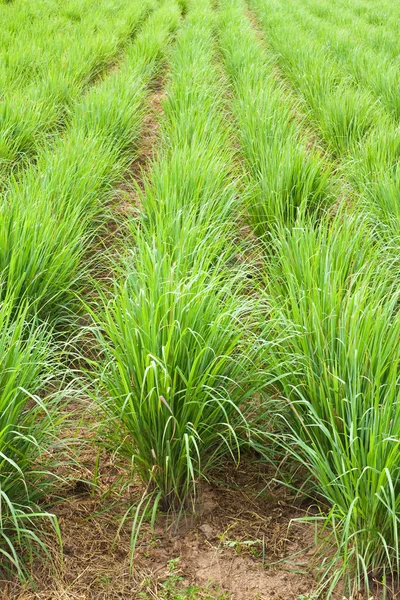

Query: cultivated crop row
[[1, 0, 146, 92], [283, 0, 400, 119], [249, 0, 400, 246], [0, 0, 180, 578], [90, 0, 264, 556], [219, 0, 332, 231], [238, 0, 400, 595], [0, 0, 158, 185]]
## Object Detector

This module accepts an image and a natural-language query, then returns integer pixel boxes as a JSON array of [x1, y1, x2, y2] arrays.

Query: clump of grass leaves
[[0, 297, 63, 580], [262, 213, 400, 597], [89, 0, 263, 557], [91, 236, 261, 548]]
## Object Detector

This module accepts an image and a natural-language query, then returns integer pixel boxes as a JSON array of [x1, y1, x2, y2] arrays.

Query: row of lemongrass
[[249, 0, 400, 246], [89, 0, 266, 559], [0, 1, 180, 579], [282, 0, 400, 119], [219, 0, 400, 596], [0, 0, 154, 184]]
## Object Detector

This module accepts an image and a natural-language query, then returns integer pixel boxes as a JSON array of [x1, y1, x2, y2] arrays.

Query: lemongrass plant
[[0, 297, 63, 580], [92, 238, 260, 513], [261, 213, 400, 597], [218, 0, 332, 233], [89, 0, 263, 549], [280, 0, 400, 119]]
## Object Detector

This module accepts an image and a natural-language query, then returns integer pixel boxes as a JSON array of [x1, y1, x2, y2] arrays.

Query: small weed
[[139, 558, 230, 599]]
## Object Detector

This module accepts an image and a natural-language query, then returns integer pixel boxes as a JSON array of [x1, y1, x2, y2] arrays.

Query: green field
[[0, 0, 399, 598]]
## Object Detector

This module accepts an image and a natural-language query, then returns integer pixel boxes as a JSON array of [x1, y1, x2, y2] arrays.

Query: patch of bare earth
[[115, 75, 167, 219], [138, 464, 320, 600], [4, 454, 323, 600], [87, 73, 167, 289]]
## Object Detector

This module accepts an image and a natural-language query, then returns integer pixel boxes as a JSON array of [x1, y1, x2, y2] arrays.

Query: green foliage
[[243, 0, 400, 593], [0, 299, 63, 579], [218, 0, 332, 233], [3, 0, 400, 597], [248, 0, 400, 251], [0, 0, 153, 183], [0, 0, 179, 321], [0, 0, 180, 581], [261, 214, 400, 596], [91, 0, 263, 552], [93, 239, 257, 510]]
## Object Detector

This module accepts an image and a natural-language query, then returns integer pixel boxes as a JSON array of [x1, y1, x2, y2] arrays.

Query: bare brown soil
[[113, 75, 167, 223], [83, 73, 166, 289], [4, 443, 321, 600], [138, 465, 319, 600]]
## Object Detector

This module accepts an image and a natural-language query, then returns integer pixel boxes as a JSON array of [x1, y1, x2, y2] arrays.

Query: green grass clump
[[262, 214, 400, 596], [0, 299, 63, 579], [93, 239, 257, 511], [0, 0, 180, 583], [247, 0, 400, 245], [278, 0, 400, 119], [239, 0, 400, 595], [218, 0, 332, 234], [248, 0, 387, 158], [91, 0, 262, 542]]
